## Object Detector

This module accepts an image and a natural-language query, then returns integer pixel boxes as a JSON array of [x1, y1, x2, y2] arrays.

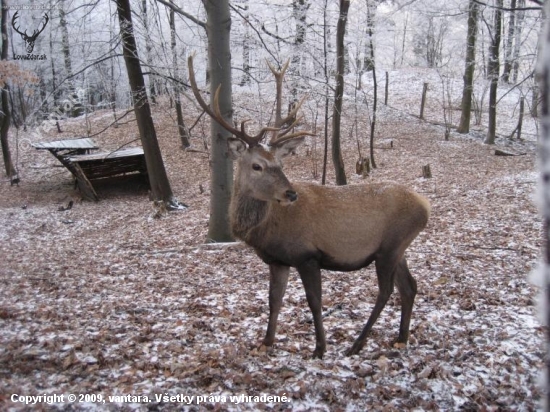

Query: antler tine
[[212, 87, 279, 146], [12, 12, 26, 36], [188, 54, 278, 147], [278, 94, 307, 130], [266, 59, 291, 127], [188, 55, 253, 145], [35, 13, 49, 37], [270, 114, 316, 146], [275, 115, 303, 139], [266, 59, 290, 79], [270, 131, 317, 147]]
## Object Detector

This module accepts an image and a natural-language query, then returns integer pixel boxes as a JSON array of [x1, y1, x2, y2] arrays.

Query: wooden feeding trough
[[33, 138, 149, 201]]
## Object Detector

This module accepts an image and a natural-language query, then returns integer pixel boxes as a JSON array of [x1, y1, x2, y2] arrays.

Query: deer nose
[[285, 190, 298, 202]]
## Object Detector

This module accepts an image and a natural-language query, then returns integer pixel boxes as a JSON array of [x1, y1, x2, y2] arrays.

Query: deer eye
[[252, 163, 263, 171]]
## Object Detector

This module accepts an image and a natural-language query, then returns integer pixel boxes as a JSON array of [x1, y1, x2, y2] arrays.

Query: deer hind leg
[[393, 257, 417, 345], [345, 255, 397, 356], [296, 259, 326, 359], [262, 264, 290, 349]]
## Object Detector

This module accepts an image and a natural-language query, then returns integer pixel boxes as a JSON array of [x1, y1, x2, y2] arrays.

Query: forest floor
[[0, 69, 545, 411]]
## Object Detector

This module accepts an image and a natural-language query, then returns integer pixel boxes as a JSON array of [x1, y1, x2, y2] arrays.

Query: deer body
[[233, 180, 428, 272], [187, 55, 430, 358], [228, 142, 430, 358]]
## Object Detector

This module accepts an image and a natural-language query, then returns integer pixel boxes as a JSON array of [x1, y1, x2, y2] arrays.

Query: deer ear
[[272, 137, 305, 159], [227, 138, 248, 159]]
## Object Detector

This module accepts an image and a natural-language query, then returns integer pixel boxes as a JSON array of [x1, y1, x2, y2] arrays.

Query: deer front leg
[[296, 260, 326, 359], [262, 264, 290, 349]]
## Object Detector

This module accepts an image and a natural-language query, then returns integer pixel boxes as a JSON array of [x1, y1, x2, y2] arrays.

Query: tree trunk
[[0, 3, 16, 179], [169, 1, 190, 148], [115, 0, 175, 205], [141, 0, 157, 104], [321, 0, 329, 185], [511, 0, 525, 83], [536, 3, 550, 407], [457, 0, 478, 134], [502, 0, 516, 83], [484, 0, 502, 145], [367, 0, 377, 169], [49, 7, 62, 133], [331, 0, 350, 186], [59, 1, 73, 87], [203, 0, 234, 242], [291, 0, 308, 99], [239, 0, 251, 86]]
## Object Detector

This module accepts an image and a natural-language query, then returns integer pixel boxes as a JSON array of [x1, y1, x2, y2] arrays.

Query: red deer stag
[[188, 56, 430, 358]]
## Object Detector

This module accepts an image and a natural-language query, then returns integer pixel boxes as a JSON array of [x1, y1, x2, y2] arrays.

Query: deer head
[[12, 11, 49, 54], [187, 55, 314, 205]]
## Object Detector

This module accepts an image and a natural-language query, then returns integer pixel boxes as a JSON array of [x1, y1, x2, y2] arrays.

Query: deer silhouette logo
[[12, 11, 49, 54]]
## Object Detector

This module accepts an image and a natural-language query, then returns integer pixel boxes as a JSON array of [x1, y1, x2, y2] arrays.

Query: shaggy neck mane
[[231, 190, 270, 242]]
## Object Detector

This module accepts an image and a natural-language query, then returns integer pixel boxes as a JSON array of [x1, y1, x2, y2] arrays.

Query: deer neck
[[230, 188, 271, 243]]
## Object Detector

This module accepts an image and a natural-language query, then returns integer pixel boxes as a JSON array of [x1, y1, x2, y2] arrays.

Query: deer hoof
[[392, 341, 407, 350], [255, 344, 272, 355]]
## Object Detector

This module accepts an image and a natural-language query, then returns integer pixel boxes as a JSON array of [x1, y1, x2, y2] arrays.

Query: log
[[494, 149, 526, 156]]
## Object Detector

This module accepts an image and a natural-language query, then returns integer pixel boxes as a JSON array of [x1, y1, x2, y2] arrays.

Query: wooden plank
[[71, 163, 99, 201], [67, 147, 144, 162], [32, 138, 98, 151]]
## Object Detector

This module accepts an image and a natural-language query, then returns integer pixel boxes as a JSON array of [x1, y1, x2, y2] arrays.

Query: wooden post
[[420, 82, 428, 120], [517, 97, 524, 140], [422, 164, 432, 178], [355, 157, 370, 177], [531, 85, 539, 118], [384, 71, 389, 105]]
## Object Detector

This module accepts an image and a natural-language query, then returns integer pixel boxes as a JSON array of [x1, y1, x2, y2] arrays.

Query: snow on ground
[[0, 68, 544, 411]]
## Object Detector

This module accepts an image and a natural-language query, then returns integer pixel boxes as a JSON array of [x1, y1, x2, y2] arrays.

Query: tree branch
[[472, 0, 541, 11], [228, 3, 280, 62], [154, 0, 206, 29]]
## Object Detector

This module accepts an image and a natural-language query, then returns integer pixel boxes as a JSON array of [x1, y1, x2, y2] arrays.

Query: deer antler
[[266, 60, 315, 146], [12, 12, 27, 38], [187, 54, 279, 147], [33, 13, 49, 39]]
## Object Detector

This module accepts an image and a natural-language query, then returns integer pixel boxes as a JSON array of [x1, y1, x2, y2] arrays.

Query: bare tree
[[169, 0, 190, 148], [203, 0, 234, 241], [536, 1, 550, 407], [141, 0, 157, 103], [366, 0, 377, 169], [457, 0, 479, 134], [59, 0, 73, 89], [502, 0, 517, 83], [511, 0, 525, 83], [485, 0, 503, 145], [0, 4, 16, 181], [332, 0, 350, 186], [291, 0, 309, 98], [115, 0, 176, 206]]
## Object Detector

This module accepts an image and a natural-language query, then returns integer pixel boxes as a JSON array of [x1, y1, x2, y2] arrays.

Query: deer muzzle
[[285, 190, 298, 202]]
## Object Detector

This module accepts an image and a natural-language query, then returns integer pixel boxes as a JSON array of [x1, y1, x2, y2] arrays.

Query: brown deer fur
[[228, 138, 430, 358]]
